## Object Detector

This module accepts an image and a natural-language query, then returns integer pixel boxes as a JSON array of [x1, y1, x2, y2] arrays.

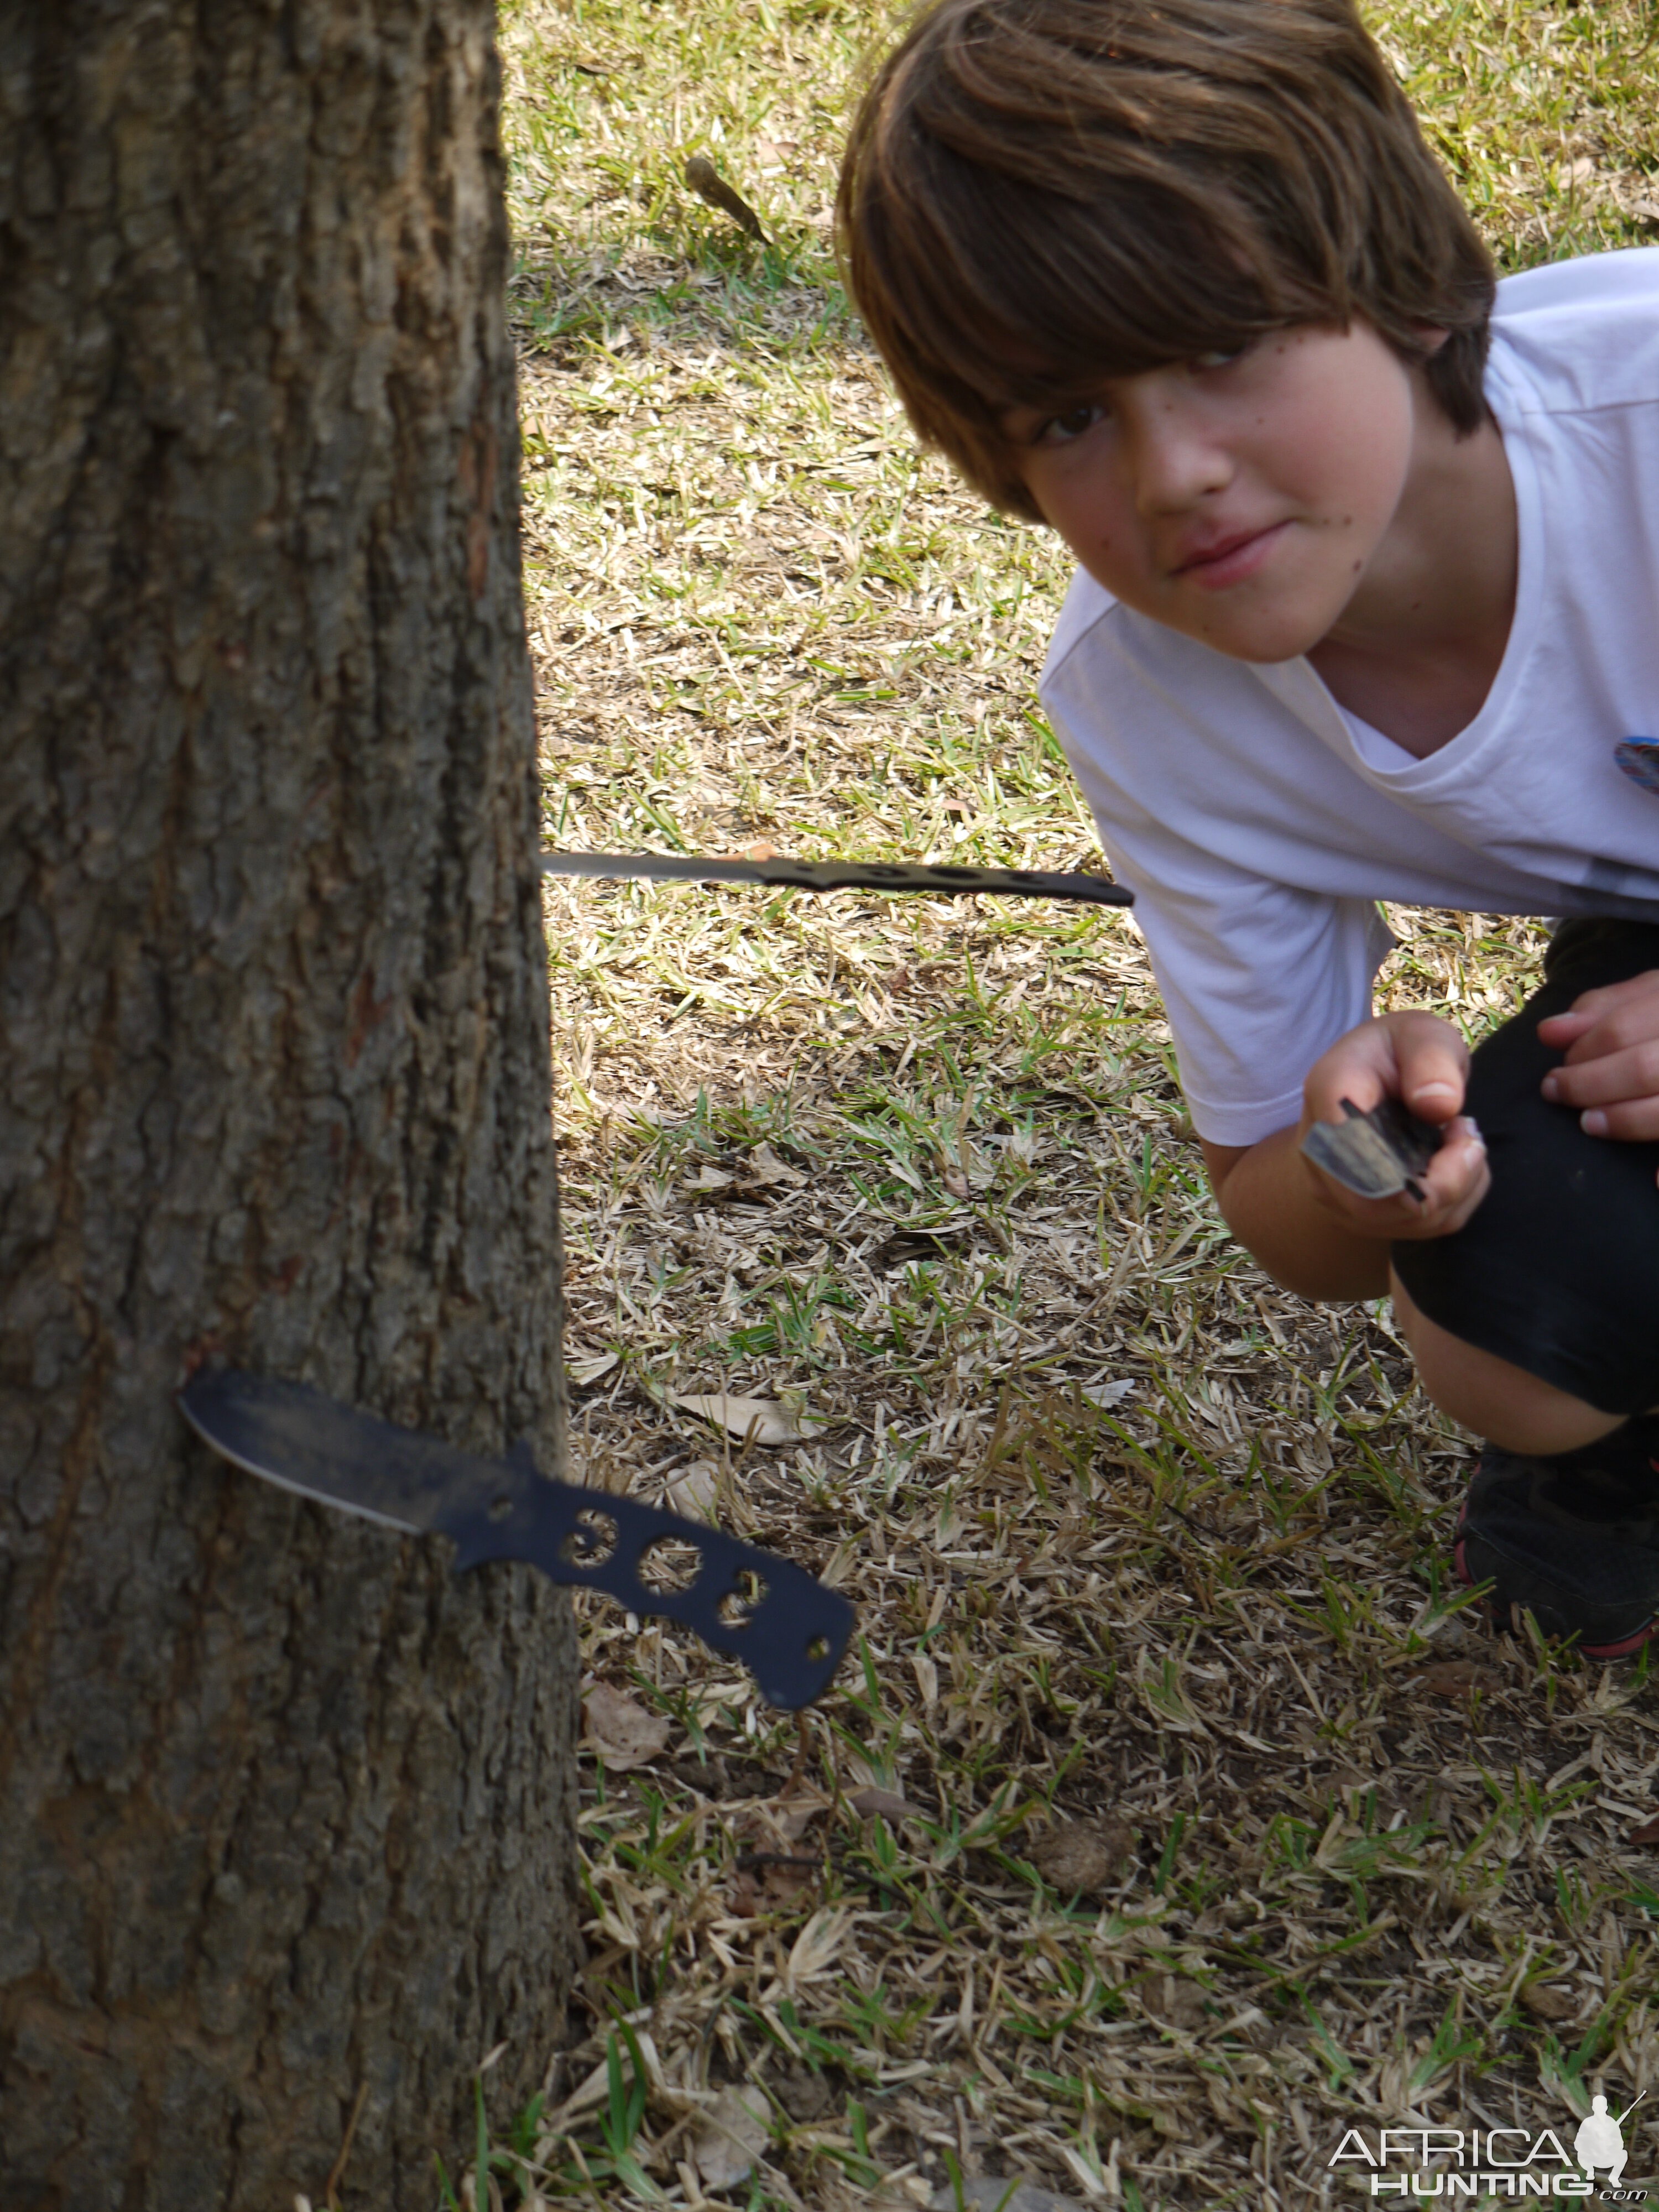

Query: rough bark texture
[[0, 4, 580, 2205]]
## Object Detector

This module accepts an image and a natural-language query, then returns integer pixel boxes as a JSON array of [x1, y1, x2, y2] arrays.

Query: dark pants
[[1391, 919, 1659, 1418]]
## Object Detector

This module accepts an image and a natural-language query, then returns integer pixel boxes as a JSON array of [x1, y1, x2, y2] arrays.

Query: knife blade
[[178, 1369, 853, 1710], [541, 849, 1133, 906], [1299, 1094, 1445, 1202]]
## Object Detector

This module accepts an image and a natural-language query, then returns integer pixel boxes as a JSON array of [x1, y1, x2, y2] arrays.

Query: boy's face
[[1003, 322, 1428, 664]]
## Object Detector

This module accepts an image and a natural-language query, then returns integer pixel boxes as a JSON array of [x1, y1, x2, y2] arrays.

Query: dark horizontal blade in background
[[541, 849, 1133, 906], [178, 1369, 853, 1709]]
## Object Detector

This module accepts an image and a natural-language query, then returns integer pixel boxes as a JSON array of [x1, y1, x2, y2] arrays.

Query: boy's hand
[[1298, 1011, 1490, 1239], [1538, 968, 1659, 1140]]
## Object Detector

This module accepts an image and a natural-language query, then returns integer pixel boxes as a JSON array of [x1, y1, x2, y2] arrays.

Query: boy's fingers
[[1411, 1119, 1490, 1230], [1390, 1025, 1469, 1123], [1304, 1116, 1488, 1237], [1573, 1095, 1659, 1143], [1543, 1040, 1659, 1110], [1538, 969, 1659, 1056]]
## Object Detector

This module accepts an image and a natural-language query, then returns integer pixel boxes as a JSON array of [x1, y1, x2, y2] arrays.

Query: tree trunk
[[0, 4, 579, 2205]]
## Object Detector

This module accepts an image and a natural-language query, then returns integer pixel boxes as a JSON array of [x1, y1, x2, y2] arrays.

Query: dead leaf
[[942, 1165, 970, 1198], [1519, 1981, 1579, 2022], [1630, 1813, 1659, 1846], [719, 839, 778, 863], [773, 2064, 832, 2121], [743, 1140, 806, 1186], [738, 1787, 832, 1849], [931, 2180, 1086, 2212], [731, 1854, 820, 1917], [693, 2084, 770, 2191], [566, 1350, 619, 1388], [1418, 1660, 1499, 1699], [582, 1683, 671, 1771], [785, 1905, 852, 1986], [1026, 1816, 1134, 1896], [849, 1785, 926, 1824], [685, 1164, 735, 1193], [1081, 1378, 1135, 1408], [665, 1459, 719, 1520], [1157, 1974, 1211, 2032], [667, 1389, 825, 1446]]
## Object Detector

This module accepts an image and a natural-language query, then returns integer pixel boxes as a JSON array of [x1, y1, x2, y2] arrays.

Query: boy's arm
[[1201, 1011, 1492, 1300]]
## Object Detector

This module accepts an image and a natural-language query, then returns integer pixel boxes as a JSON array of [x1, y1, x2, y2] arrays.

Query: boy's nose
[[1127, 401, 1233, 514]]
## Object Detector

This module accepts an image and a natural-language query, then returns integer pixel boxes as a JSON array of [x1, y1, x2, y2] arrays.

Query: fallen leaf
[[693, 2084, 770, 2191], [1418, 1660, 1499, 1699], [1026, 1816, 1134, 1896], [773, 2064, 833, 2121], [582, 1683, 671, 1771], [737, 1786, 832, 1849], [718, 839, 779, 863], [667, 1389, 825, 1446], [1081, 1378, 1135, 1408], [731, 1856, 820, 1917], [1519, 1981, 1578, 2022], [849, 1785, 926, 1824], [1630, 1813, 1659, 1846], [785, 1905, 852, 1987], [744, 1140, 806, 1186], [942, 1165, 970, 1198], [930, 2179, 1086, 2212], [1157, 1974, 1211, 2032], [685, 1165, 735, 1193], [566, 1350, 619, 1388], [665, 1458, 719, 1520]]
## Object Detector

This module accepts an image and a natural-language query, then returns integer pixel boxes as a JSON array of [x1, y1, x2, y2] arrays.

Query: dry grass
[[480, 4, 1659, 2208]]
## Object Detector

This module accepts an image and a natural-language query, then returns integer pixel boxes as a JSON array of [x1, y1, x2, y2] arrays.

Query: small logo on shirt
[[1615, 739, 1659, 794]]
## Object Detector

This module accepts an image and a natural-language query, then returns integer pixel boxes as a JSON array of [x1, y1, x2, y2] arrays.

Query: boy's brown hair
[[837, 0, 1497, 518]]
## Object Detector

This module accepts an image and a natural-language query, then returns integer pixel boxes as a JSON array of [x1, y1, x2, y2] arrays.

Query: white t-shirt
[[1040, 248, 1659, 1147]]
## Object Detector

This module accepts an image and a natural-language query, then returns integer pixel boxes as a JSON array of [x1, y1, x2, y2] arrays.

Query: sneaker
[[1454, 1428, 1659, 1660]]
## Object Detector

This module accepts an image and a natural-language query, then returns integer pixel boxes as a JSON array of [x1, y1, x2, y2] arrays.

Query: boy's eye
[[1034, 402, 1105, 446], [1191, 346, 1244, 371]]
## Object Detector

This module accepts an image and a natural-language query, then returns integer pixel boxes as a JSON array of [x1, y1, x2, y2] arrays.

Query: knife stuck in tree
[[178, 1369, 853, 1710], [541, 849, 1133, 905]]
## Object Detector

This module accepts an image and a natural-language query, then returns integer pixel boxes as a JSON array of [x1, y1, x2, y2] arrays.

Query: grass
[[471, 3, 1659, 2208]]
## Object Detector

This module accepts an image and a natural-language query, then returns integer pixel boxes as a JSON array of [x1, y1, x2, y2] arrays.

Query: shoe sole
[[1453, 1517, 1658, 1662]]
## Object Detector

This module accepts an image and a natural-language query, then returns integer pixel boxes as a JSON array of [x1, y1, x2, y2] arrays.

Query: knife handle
[[440, 1477, 853, 1711]]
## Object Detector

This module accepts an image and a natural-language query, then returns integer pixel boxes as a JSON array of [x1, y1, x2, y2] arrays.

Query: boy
[[837, 0, 1659, 1656]]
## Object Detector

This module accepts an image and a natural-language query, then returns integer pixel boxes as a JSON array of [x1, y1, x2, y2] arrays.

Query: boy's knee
[[1391, 1270, 1625, 1455], [1390, 923, 1659, 1425]]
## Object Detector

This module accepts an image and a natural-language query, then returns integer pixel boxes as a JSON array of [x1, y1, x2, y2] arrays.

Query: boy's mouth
[[1172, 521, 1288, 588]]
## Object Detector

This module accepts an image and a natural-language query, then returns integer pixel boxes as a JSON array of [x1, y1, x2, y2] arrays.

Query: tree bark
[[0, 4, 579, 2205]]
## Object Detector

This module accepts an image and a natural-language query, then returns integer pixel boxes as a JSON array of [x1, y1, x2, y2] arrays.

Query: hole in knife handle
[[488, 1493, 514, 1522], [805, 1634, 830, 1664], [636, 1535, 702, 1595], [560, 1507, 619, 1569], [715, 1567, 768, 1630]]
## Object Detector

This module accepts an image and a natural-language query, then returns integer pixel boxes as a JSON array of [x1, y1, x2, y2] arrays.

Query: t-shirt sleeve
[[1098, 832, 1394, 1146], [1042, 646, 1394, 1146]]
